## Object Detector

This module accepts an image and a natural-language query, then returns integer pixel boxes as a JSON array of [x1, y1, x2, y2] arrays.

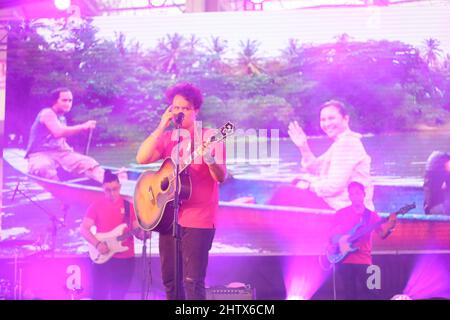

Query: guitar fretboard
[[167, 124, 234, 184], [348, 203, 415, 242]]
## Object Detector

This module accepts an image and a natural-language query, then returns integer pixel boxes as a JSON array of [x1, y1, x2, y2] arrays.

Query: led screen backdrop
[[2, 2, 450, 258]]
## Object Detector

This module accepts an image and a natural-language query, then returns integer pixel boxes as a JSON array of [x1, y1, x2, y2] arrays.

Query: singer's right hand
[[158, 105, 175, 130]]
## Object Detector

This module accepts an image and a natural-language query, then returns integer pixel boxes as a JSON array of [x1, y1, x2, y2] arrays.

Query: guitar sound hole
[[161, 177, 169, 191]]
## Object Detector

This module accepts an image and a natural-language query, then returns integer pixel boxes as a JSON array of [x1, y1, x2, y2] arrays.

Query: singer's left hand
[[201, 142, 215, 164]]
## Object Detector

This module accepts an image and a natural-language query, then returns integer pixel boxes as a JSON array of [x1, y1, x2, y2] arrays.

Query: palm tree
[[157, 33, 184, 74], [443, 54, 450, 74], [114, 31, 126, 56], [182, 34, 205, 72], [207, 36, 227, 56], [334, 33, 352, 44], [281, 38, 302, 62], [186, 34, 202, 53], [237, 39, 263, 75], [276, 38, 308, 77], [206, 36, 229, 72], [422, 38, 442, 69]]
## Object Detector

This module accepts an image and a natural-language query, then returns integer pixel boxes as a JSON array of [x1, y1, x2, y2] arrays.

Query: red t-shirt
[[331, 206, 382, 265], [156, 128, 226, 229], [85, 197, 137, 259]]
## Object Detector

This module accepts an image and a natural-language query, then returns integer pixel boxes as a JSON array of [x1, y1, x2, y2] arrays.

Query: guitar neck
[[348, 203, 414, 242], [166, 122, 235, 183], [178, 146, 201, 174], [348, 219, 385, 243], [117, 227, 139, 241], [172, 130, 228, 175]]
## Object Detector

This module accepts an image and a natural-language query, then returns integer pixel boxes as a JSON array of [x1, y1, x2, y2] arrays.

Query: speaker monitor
[[206, 286, 255, 300]]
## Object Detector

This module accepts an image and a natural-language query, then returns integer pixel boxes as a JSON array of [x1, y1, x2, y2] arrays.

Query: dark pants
[[91, 257, 135, 300], [336, 263, 377, 300], [159, 226, 215, 300]]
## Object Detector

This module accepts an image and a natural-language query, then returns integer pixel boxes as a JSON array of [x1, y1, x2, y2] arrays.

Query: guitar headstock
[[209, 121, 236, 143], [395, 203, 416, 216]]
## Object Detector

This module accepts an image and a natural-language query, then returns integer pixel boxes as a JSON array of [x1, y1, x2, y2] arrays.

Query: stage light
[[391, 294, 412, 300], [149, 0, 167, 7], [287, 294, 306, 300], [54, 0, 71, 11]]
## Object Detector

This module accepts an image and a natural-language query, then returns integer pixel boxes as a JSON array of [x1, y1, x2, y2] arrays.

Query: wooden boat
[[3, 148, 450, 255]]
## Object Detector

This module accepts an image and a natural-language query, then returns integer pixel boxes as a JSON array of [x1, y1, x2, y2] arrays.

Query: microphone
[[175, 112, 184, 126], [11, 182, 20, 202]]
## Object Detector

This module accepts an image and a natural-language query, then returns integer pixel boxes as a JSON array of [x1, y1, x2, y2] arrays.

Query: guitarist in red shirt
[[136, 82, 227, 300], [330, 181, 397, 300], [80, 170, 145, 300]]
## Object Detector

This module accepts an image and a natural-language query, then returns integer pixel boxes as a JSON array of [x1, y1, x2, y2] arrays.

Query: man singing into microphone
[[25, 87, 104, 183], [136, 82, 227, 300]]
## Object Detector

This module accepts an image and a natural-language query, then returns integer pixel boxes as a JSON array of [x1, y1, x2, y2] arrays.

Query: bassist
[[330, 181, 397, 300]]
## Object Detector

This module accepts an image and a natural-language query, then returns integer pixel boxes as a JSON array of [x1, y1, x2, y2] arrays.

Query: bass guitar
[[326, 203, 416, 264]]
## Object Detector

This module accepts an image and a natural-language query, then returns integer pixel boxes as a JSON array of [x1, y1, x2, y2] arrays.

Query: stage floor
[[0, 252, 449, 300]]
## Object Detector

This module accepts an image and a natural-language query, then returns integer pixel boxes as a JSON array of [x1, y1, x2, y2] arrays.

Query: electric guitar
[[326, 203, 416, 264], [88, 223, 140, 264], [134, 122, 235, 232]]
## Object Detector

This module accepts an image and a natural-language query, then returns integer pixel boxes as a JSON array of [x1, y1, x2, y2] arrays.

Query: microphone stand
[[140, 231, 151, 300], [332, 263, 337, 300], [8, 183, 65, 299], [173, 116, 184, 300], [12, 182, 65, 256]]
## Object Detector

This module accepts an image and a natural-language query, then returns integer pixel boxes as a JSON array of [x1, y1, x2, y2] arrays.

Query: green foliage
[[219, 95, 294, 133], [5, 18, 450, 147]]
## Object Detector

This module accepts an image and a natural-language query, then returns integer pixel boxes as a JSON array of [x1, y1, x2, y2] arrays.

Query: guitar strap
[[362, 208, 372, 227], [123, 199, 131, 227]]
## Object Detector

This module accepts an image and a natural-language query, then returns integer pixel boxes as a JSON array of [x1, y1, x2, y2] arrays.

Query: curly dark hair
[[165, 82, 203, 110]]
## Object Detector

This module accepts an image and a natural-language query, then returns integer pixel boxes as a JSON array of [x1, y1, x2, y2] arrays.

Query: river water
[[90, 131, 450, 185]]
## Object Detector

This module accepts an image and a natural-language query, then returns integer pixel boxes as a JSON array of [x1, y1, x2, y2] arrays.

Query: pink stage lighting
[[283, 256, 332, 300], [287, 294, 307, 300], [391, 294, 412, 300], [403, 254, 450, 300]]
